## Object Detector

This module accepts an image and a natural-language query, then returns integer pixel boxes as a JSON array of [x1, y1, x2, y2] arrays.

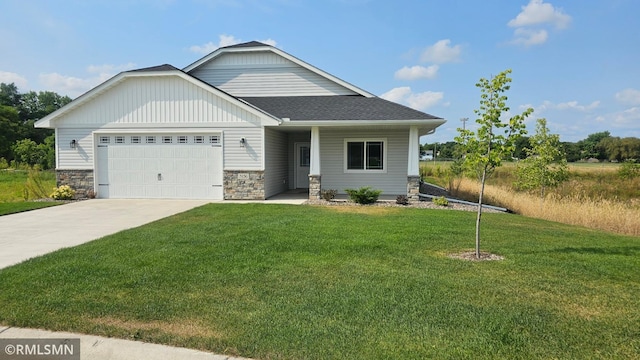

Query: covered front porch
[[264, 125, 428, 201]]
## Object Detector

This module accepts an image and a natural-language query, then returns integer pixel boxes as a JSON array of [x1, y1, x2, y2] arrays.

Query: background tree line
[[0, 82, 71, 169], [423, 130, 640, 163]]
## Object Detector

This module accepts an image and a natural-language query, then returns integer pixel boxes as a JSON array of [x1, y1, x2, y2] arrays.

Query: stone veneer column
[[56, 169, 94, 199], [308, 175, 321, 200], [407, 175, 420, 201], [224, 170, 265, 200]]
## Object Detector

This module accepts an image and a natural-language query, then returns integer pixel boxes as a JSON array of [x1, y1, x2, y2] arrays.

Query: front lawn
[[0, 201, 61, 216], [0, 204, 638, 359]]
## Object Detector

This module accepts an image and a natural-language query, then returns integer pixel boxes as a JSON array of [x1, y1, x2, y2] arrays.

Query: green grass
[[1, 170, 53, 202], [0, 201, 61, 216], [0, 169, 58, 215], [0, 204, 638, 359]]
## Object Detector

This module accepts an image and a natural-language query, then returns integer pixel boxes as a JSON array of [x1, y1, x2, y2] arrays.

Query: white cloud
[[507, 0, 571, 47], [394, 65, 439, 80], [381, 87, 411, 103], [556, 100, 600, 112], [612, 107, 640, 126], [508, 0, 571, 29], [615, 88, 640, 106], [595, 107, 640, 128], [39, 62, 136, 98], [523, 100, 600, 114], [380, 87, 443, 111], [0, 71, 29, 90], [189, 34, 278, 54], [511, 28, 548, 46], [420, 39, 461, 64]]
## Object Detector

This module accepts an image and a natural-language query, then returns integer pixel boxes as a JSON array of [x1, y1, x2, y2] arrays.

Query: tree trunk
[[475, 166, 487, 259]]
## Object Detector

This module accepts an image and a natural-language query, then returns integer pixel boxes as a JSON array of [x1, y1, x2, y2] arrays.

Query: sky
[[0, 0, 638, 143]]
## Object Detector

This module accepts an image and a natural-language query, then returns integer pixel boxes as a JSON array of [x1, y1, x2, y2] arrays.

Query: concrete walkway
[[0, 326, 251, 360]]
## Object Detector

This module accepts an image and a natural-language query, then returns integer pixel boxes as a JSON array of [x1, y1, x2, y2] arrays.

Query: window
[[131, 136, 141, 144], [146, 136, 156, 144], [345, 139, 386, 172], [115, 136, 125, 144], [194, 135, 204, 144], [162, 136, 173, 144], [299, 146, 310, 167], [99, 136, 110, 144], [178, 136, 188, 144], [209, 135, 220, 144]]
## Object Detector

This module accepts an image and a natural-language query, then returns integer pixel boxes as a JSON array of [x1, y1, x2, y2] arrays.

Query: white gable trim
[[35, 70, 281, 128], [183, 44, 375, 98]]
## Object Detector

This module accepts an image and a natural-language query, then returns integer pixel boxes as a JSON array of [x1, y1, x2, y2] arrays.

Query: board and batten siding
[[55, 76, 263, 127], [188, 52, 358, 97], [223, 128, 263, 170], [264, 128, 289, 198], [319, 128, 409, 195], [57, 128, 94, 169]]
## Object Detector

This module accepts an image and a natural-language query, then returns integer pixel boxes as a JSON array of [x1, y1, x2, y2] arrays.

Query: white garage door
[[96, 134, 223, 199]]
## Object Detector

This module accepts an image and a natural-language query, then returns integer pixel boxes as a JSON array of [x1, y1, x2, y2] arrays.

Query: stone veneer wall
[[407, 175, 420, 201], [308, 175, 321, 200], [224, 170, 265, 200], [57, 169, 94, 199]]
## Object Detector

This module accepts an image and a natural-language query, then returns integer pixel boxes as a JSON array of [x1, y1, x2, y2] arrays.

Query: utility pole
[[461, 117, 469, 131]]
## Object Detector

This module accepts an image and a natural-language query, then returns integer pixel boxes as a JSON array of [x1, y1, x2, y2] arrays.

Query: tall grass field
[[0, 169, 60, 215], [421, 162, 640, 236]]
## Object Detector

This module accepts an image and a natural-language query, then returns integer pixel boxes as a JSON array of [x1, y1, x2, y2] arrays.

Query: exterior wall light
[[70, 139, 77, 149], [240, 137, 246, 147]]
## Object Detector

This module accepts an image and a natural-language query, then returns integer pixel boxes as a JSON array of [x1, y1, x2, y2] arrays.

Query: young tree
[[455, 70, 532, 259], [515, 118, 569, 199]]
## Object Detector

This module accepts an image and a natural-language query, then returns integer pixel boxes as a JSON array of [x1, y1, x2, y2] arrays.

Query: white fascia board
[[35, 70, 281, 129], [35, 72, 127, 128], [182, 45, 375, 98], [278, 119, 447, 136], [278, 119, 447, 128]]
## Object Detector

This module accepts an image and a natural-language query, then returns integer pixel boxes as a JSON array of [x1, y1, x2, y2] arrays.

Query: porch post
[[309, 126, 321, 200], [407, 126, 420, 201]]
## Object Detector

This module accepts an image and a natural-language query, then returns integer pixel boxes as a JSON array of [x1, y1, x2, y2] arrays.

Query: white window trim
[[343, 138, 387, 174]]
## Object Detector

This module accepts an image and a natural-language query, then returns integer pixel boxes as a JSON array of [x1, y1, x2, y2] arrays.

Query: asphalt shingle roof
[[222, 41, 270, 49], [241, 96, 442, 121], [127, 64, 181, 73]]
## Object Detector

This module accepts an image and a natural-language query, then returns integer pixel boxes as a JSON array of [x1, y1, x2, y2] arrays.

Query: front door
[[295, 142, 310, 188]]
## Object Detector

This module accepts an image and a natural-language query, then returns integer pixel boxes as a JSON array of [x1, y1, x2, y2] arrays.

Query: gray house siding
[[319, 128, 409, 196], [264, 128, 289, 198]]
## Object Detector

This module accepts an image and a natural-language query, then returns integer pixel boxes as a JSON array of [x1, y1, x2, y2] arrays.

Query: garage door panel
[[96, 134, 223, 199]]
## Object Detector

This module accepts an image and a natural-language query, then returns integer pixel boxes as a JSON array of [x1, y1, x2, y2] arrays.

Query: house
[[35, 41, 446, 201]]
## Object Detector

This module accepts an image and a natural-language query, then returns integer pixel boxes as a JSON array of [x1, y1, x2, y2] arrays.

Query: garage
[[95, 133, 223, 199]]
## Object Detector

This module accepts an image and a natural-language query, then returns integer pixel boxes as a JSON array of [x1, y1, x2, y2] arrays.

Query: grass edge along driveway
[[0, 203, 638, 359]]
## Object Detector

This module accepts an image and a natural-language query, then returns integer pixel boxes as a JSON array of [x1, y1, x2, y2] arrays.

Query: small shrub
[[396, 195, 409, 205], [619, 159, 640, 179], [321, 189, 338, 201], [433, 196, 449, 207], [51, 185, 75, 200], [0, 157, 8, 170], [345, 186, 382, 205]]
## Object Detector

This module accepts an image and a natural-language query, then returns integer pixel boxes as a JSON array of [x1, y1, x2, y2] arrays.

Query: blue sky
[[1, 0, 638, 143]]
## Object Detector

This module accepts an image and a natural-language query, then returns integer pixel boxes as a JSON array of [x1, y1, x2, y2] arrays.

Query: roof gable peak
[[182, 41, 374, 97]]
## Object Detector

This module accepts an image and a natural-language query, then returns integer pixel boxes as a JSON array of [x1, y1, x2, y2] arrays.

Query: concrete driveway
[[0, 199, 210, 269]]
